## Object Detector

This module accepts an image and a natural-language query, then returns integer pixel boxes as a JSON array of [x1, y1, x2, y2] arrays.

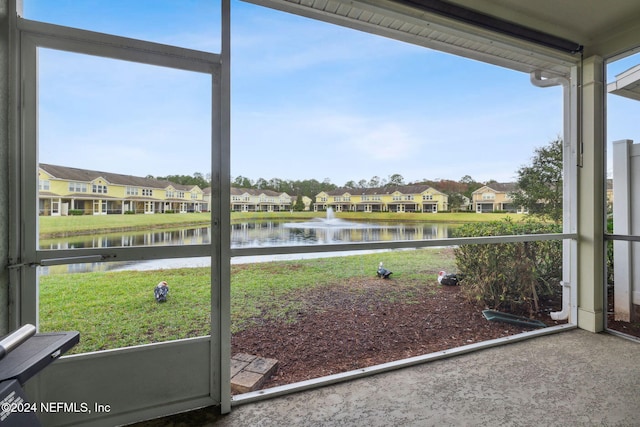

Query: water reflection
[[232, 220, 451, 246], [40, 227, 211, 250], [40, 221, 452, 250], [39, 220, 453, 274]]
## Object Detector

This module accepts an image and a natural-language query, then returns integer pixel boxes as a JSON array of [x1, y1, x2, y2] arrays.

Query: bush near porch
[[453, 219, 562, 316]]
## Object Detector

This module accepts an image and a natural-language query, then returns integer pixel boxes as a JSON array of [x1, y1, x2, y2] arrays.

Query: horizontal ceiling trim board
[[397, 0, 583, 54], [244, 0, 578, 76]]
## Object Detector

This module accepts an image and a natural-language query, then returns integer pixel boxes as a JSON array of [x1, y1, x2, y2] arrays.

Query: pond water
[[40, 220, 454, 250], [39, 218, 456, 274]]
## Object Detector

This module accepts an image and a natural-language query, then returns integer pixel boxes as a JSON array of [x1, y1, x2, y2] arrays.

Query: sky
[[25, 0, 640, 187]]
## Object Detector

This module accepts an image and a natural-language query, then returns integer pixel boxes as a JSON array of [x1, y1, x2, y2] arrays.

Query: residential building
[[301, 195, 312, 211], [606, 178, 613, 212], [315, 185, 448, 213], [230, 187, 292, 212], [472, 182, 521, 213], [202, 187, 212, 213], [38, 164, 206, 215], [461, 195, 472, 211]]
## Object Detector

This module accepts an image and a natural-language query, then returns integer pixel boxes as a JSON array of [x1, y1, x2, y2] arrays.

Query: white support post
[[612, 139, 633, 321], [577, 56, 606, 332], [612, 139, 640, 321]]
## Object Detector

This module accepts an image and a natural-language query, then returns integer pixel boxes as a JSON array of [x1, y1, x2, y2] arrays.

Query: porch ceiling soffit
[[445, 0, 640, 59], [242, 0, 580, 77]]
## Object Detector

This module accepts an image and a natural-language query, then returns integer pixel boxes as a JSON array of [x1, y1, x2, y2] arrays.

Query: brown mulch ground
[[606, 286, 640, 340], [231, 277, 566, 392], [607, 318, 640, 338]]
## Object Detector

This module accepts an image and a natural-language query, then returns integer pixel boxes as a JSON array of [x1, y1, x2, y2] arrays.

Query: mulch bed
[[231, 278, 566, 392], [606, 287, 640, 340]]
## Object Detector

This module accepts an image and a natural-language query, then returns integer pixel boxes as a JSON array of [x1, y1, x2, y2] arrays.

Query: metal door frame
[[10, 3, 231, 424]]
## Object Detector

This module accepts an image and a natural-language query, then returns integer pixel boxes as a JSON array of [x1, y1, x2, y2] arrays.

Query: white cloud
[[230, 92, 563, 185]]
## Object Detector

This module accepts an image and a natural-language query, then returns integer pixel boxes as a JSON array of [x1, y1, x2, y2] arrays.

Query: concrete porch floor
[[131, 329, 640, 426]]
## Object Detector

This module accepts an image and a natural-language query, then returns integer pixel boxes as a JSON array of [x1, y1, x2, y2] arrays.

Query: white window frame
[[50, 198, 60, 216], [144, 201, 155, 214], [92, 199, 107, 215], [38, 179, 49, 190], [69, 181, 87, 192], [92, 183, 107, 194]]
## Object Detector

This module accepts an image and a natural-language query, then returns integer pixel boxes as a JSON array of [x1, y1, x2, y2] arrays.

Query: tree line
[[231, 174, 492, 206], [153, 171, 491, 212], [151, 137, 563, 222]]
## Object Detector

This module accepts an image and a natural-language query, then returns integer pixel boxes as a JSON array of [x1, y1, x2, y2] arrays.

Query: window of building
[[92, 184, 107, 194], [69, 182, 88, 192]]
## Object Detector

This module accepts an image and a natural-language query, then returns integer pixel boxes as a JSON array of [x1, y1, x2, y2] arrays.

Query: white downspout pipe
[[550, 281, 571, 320], [530, 69, 569, 88], [530, 69, 574, 322]]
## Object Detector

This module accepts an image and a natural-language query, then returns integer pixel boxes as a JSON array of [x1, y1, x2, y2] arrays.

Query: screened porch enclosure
[[3, 0, 639, 426]]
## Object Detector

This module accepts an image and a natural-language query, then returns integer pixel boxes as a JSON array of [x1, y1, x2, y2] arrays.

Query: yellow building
[[230, 187, 292, 212], [472, 183, 522, 213], [606, 178, 613, 212], [315, 185, 448, 213], [38, 164, 206, 216]]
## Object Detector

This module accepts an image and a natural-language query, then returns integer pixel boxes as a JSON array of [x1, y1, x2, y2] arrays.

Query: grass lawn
[[39, 212, 212, 237], [39, 248, 455, 354], [37, 210, 520, 354]]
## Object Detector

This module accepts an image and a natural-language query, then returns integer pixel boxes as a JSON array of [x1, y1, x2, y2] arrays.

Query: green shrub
[[68, 209, 84, 216], [453, 218, 562, 315]]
